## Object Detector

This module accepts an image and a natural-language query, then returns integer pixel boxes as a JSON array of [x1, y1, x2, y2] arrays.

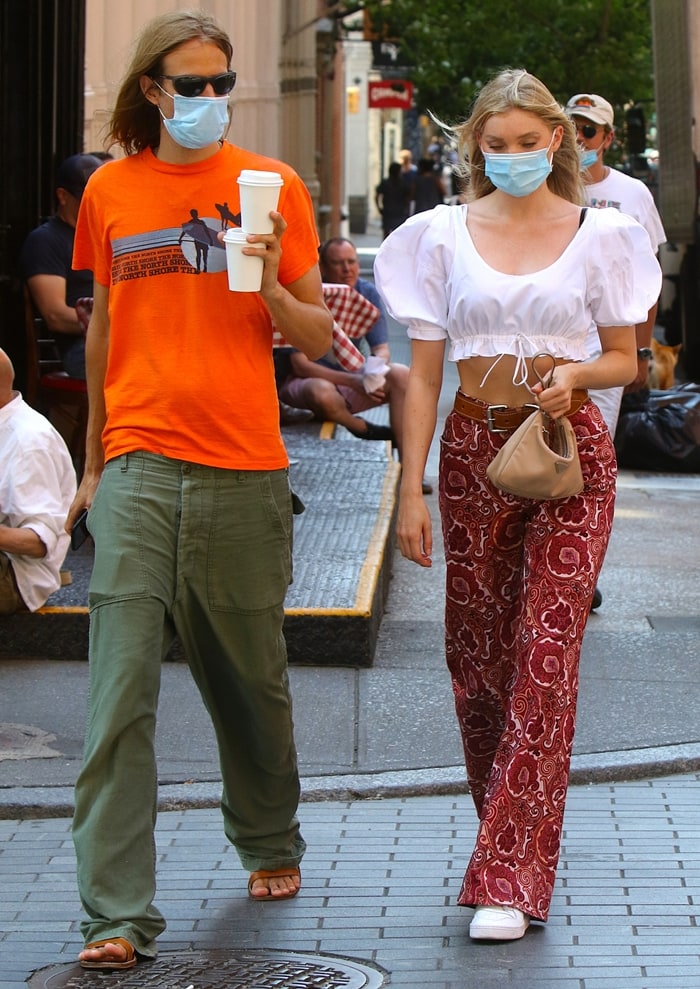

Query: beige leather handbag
[[486, 353, 584, 500]]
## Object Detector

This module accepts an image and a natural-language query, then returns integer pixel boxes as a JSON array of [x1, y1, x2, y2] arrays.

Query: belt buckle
[[485, 404, 508, 432]]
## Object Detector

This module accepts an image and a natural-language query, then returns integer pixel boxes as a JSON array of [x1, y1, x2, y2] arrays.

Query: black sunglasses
[[155, 71, 237, 98], [576, 123, 600, 140]]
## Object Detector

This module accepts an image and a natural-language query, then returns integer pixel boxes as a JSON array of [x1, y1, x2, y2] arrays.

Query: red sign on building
[[368, 80, 413, 110]]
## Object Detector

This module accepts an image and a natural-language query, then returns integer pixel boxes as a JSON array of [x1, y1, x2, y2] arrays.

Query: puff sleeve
[[585, 208, 662, 327], [373, 207, 452, 340]]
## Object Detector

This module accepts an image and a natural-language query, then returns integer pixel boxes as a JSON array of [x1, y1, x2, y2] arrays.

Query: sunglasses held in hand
[[154, 71, 237, 98]]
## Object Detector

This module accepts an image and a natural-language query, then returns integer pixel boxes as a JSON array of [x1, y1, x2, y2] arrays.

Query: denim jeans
[[72, 452, 305, 954], [62, 337, 86, 379]]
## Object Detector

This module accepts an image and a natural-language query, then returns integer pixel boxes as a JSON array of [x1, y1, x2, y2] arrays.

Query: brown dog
[[647, 339, 681, 390]]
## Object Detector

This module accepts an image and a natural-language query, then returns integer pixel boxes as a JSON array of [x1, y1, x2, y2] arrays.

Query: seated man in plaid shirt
[[278, 238, 432, 494], [279, 237, 405, 440], [319, 237, 394, 365]]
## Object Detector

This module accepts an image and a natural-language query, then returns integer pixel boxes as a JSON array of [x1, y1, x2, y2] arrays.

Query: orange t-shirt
[[73, 143, 320, 469]]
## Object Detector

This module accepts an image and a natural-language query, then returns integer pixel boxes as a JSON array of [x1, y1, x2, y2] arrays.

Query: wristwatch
[[637, 347, 653, 360]]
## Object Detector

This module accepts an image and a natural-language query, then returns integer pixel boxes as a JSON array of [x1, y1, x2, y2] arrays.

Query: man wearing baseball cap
[[565, 94, 666, 423], [566, 93, 666, 611], [19, 153, 106, 379]]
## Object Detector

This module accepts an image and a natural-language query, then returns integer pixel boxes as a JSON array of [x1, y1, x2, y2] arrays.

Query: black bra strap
[[579, 207, 588, 227]]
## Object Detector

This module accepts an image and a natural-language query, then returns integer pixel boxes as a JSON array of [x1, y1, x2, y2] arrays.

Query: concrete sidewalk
[[7, 218, 699, 817], [2, 456, 700, 819]]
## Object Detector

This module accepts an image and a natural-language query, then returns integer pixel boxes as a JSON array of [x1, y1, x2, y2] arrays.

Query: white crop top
[[373, 203, 662, 364]]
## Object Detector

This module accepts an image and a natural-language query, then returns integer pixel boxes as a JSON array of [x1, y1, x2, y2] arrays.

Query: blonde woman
[[374, 69, 660, 941]]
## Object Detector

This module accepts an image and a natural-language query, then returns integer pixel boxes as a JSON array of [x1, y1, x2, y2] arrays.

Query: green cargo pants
[[72, 452, 305, 955]]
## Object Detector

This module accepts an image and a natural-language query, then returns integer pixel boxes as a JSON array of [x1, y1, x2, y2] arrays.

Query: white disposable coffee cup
[[237, 169, 283, 234], [223, 229, 265, 292]]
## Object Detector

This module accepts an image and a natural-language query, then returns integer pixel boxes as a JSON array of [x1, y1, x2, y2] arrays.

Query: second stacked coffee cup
[[224, 169, 284, 292]]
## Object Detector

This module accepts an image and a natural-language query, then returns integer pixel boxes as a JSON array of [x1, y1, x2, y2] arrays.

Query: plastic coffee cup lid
[[224, 228, 265, 245], [237, 169, 283, 186]]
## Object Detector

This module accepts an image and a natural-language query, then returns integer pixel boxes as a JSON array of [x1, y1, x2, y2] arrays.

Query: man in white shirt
[[565, 93, 667, 434], [0, 348, 76, 613], [566, 93, 667, 612]]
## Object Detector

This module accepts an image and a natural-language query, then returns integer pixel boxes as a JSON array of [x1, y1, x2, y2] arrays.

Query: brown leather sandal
[[248, 866, 301, 900], [79, 936, 137, 969]]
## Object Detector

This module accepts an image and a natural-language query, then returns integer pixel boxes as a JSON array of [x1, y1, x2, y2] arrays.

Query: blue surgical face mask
[[481, 133, 555, 198], [580, 148, 599, 169], [157, 89, 229, 149]]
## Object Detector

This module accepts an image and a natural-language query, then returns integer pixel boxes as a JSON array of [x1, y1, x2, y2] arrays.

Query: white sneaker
[[469, 905, 529, 941]]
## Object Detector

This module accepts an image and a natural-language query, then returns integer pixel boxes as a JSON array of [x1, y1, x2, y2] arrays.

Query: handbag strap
[[532, 352, 557, 390]]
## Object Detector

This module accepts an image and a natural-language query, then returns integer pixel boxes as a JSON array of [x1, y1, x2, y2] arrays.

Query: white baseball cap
[[565, 94, 614, 128]]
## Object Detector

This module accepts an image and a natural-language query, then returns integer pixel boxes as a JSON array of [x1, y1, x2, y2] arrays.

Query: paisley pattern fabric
[[438, 400, 616, 921]]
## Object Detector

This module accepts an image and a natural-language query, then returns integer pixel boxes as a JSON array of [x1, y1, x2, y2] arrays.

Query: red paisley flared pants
[[439, 400, 616, 922]]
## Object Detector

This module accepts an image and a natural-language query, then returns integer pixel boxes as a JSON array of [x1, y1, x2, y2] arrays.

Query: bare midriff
[[456, 354, 579, 408]]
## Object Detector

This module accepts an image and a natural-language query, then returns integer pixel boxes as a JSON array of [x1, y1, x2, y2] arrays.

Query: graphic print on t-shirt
[[214, 201, 240, 230], [111, 201, 242, 283], [588, 196, 622, 211]]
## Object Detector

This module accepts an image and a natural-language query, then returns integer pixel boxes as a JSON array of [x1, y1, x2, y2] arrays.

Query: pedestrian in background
[[411, 156, 446, 213], [374, 68, 660, 941], [68, 9, 331, 972], [398, 147, 418, 195], [375, 161, 410, 238], [565, 93, 666, 433], [565, 92, 667, 612]]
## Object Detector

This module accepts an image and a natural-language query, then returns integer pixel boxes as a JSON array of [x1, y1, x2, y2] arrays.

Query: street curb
[[3, 742, 700, 819]]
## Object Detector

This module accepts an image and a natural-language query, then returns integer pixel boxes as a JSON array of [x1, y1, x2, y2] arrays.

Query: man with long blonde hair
[[69, 10, 331, 971]]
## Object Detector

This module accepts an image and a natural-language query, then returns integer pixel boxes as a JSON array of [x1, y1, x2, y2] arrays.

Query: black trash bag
[[614, 384, 700, 472]]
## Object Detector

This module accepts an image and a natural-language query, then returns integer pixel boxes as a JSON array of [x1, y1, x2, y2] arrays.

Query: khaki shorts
[[279, 376, 378, 415], [0, 552, 26, 615]]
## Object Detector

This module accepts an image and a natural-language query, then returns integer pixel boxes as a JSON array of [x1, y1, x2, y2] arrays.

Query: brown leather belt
[[453, 389, 589, 432]]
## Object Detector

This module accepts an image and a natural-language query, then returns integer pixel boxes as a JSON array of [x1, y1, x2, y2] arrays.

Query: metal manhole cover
[[29, 949, 388, 988]]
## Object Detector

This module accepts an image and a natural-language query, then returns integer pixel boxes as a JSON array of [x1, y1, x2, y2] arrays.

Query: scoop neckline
[[458, 202, 586, 277]]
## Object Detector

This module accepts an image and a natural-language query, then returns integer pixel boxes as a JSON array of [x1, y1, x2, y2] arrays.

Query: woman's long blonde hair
[[108, 10, 233, 155], [455, 68, 585, 205]]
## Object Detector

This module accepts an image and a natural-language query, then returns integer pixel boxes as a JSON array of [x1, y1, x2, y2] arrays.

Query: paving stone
[[3, 776, 700, 987]]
